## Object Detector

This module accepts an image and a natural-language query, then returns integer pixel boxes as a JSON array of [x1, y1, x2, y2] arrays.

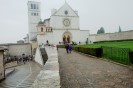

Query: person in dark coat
[[65, 44, 69, 53], [56, 45, 58, 51], [68, 44, 72, 53]]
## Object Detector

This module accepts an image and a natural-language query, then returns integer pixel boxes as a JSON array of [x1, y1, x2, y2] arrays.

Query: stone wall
[[0, 43, 32, 57], [34, 47, 44, 66], [8, 43, 31, 57], [0, 50, 5, 80], [90, 30, 133, 43], [33, 46, 60, 88], [31, 41, 38, 55]]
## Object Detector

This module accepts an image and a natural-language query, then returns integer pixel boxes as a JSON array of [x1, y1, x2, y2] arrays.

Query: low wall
[[0, 43, 31, 57], [0, 51, 5, 81], [90, 30, 133, 43], [33, 46, 60, 88], [34, 47, 44, 66]]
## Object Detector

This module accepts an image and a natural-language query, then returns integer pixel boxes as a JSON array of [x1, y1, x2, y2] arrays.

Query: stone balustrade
[[33, 46, 60, 88]]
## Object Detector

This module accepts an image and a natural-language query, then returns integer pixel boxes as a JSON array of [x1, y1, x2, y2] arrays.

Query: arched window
[[65, 10, 68, 15], [34, 13, 36, 16], [31, 4, 33, 9], [63, 36, 66, 43], [36, 4, 38, 9], [67, 35, 70, 43], [34, 4, 36, 9], [41, 28, 43, 32]]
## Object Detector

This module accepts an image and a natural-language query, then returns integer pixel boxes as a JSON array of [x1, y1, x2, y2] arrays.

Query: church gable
[[52, 2, 78, 17]]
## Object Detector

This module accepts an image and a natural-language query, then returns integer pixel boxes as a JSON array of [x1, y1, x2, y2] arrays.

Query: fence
[[102, 46, 131, 65]]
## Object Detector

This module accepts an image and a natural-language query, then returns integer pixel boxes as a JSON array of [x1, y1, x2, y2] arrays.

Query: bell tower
[[27, 1, 41, 41]]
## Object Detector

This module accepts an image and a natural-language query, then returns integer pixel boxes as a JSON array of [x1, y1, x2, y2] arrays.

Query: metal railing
[[102, 46, 131, 65]]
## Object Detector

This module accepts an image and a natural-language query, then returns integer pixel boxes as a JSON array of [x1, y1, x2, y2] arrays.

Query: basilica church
[[28, 1, 89, 46]]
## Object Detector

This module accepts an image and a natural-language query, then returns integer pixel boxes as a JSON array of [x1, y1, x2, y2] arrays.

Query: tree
[[85, 38, 88, 44], [119, 26, 122, 32], [97, 27, 105, 34], [97, 29, 100, 34]]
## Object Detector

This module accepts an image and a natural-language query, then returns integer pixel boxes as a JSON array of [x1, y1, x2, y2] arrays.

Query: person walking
[[14, 56, 18, 64], [68, 44, 72, 53], [65, 44, 69, 53], [22, 54, 26, 64], [56, 44, 58, 51], [23, 57, 26, 64]]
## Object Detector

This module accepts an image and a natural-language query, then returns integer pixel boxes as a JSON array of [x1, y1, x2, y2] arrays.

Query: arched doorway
[[63, 36, 66, 43], [62, 31, 72, 44], [67, 35, 70, 43]]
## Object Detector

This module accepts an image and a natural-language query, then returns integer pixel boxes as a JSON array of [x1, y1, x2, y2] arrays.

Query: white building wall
[[50, 16, 79, 30], [36, 2, 89, 45], [37, 29, 89, 45], [28, 1, 41, 41], [61, 30, 89, 44], [52, 30, 66, 44], [54, 3, 78, 17], [37, 33, 54, 45], [44, 20, 50, 27]]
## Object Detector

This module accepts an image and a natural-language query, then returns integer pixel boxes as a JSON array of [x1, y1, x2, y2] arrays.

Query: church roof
[[38, 20, 44, 25], [52, 2, 78, 17], [44, 18, 50, 22], [37, 20, 45, 26]]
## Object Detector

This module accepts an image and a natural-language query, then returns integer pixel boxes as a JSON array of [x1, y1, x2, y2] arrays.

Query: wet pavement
[[0, 61, 42, 88], [58, 48, 133, 88]]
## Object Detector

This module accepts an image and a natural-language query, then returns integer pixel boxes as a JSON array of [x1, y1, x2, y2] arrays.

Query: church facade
[[28, 1, 89, 46]]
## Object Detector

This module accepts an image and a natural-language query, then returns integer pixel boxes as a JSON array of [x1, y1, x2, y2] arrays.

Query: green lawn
[[73, 41, 133, 65], [77, 41, 133, 51]]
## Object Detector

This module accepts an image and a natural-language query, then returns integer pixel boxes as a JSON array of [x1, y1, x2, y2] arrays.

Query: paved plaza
[[0, 61, 42, 88], [1, 47, 133, 88], [58, 48, 133, 88]]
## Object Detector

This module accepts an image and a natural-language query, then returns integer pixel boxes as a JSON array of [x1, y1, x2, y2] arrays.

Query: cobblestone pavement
[[58, 48, 133, 88], [0, 61, 42, 88]]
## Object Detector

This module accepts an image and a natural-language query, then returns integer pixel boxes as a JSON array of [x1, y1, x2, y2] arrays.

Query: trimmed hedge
[[73, 46, 102, 57], [58, 44, 133, 65], [94, 39, 133, 43], [58, 45, 103, 57], [129, 52, 133, 63], [58, 45, 65, 48]]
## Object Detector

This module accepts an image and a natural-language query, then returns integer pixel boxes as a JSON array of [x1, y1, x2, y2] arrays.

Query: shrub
[[72, 46, 79, 51], [73, 46, 102, 57], [129, 52, 133, 63], [94, 39, 133, 43], [58, 45, 65, 48]]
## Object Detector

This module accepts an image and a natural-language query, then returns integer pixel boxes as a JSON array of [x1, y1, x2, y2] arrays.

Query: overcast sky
[[0, 0, 133, 43]]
